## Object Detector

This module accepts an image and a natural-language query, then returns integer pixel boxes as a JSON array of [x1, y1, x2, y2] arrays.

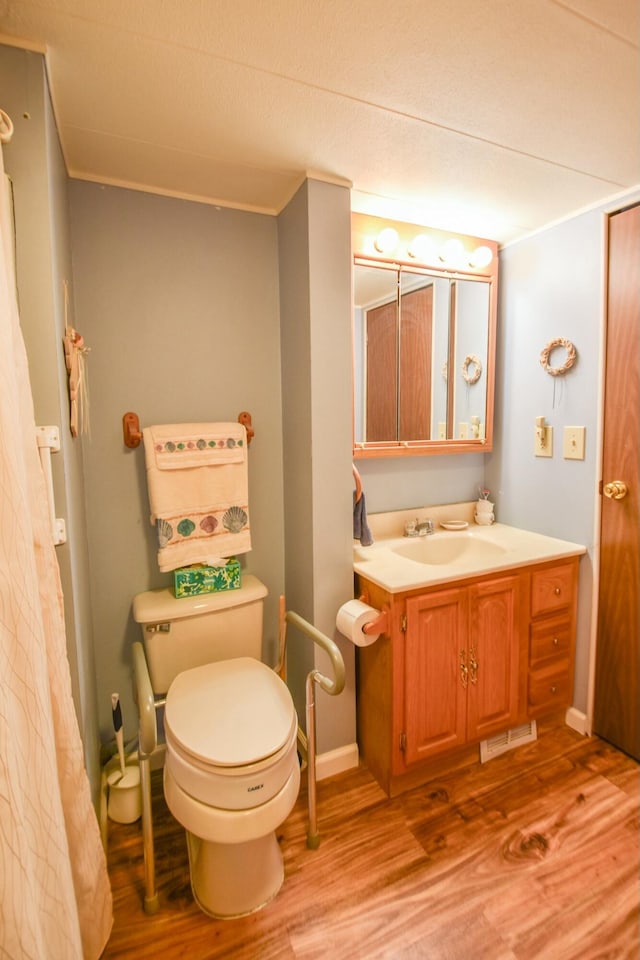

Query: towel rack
[[122, 411, 254, 448], [352, 463, 363, 503]]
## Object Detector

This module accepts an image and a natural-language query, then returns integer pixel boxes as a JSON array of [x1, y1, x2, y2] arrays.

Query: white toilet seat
[[166, 722, 298, 810], [164, 656, 299, 810], [164, 758, 301, 845]]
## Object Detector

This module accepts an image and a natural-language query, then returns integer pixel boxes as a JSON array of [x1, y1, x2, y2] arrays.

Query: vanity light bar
[[372, 228, 494, 270]]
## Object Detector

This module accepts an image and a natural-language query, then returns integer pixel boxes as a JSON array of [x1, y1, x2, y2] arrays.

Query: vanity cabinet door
[[467, 575, 520, 741], [404, 587, 468, 764]]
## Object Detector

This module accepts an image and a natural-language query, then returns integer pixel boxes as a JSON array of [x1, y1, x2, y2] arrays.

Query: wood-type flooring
[[101, 723, 639, 960]]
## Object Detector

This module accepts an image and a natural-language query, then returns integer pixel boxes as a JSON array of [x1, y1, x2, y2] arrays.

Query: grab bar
[[131, 608, 345, 914], [284, 609, 345, 849], [35, 426, 66, 545], [131, 641, 160, 915], [132, 641, 157, 758]]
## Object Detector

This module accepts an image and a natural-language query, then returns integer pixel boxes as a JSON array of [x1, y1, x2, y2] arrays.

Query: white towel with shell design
[[142, 422, 251, 572]]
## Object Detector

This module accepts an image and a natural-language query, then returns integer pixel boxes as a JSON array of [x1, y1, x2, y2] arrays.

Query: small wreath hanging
[[540, 338, 577, 376], [462, 354, 482, 385]]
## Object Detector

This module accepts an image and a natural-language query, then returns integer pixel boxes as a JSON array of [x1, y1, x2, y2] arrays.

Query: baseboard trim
[[296, 729, 359, 781], [565, 707, 588, 735], [316, 742, 359, 781]]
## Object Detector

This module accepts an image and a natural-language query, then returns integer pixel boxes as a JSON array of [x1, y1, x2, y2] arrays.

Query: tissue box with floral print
[[173, 560, 241, 598]]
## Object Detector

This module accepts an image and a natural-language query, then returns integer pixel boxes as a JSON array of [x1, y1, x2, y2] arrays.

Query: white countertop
[[353, 522, 586, 593]]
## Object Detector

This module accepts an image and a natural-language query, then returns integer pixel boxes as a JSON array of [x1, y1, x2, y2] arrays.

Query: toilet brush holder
[[107, 763, 142, 824]]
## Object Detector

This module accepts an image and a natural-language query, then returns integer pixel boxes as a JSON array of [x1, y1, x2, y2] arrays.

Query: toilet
[[132, 575, 300, 918]]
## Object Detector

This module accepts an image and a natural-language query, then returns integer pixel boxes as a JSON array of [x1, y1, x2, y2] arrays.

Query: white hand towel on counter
[[142, 422, 251, 572]]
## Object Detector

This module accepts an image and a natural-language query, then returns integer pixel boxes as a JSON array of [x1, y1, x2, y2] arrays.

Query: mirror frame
[[352, 213, 499, 458]]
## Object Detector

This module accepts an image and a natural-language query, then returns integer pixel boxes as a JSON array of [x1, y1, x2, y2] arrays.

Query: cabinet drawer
[[528, 664, 571, 715], [531, 564, 575, 616], [530, 616, 572, 668]]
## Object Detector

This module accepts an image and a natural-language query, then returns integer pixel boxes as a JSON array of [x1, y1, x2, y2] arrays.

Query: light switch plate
[[534, 424, 553, 457], [563, 426, 586, 460]]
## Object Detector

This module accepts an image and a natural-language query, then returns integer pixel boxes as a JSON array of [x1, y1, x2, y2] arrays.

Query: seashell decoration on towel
[[200, 515, 218, 534], [177, 518, 196, 537], [157, 518, 173, 548], [223, 506, 248, 533]]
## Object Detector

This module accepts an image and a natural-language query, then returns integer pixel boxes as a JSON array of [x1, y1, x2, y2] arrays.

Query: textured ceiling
[[1, 0, 638, 243]]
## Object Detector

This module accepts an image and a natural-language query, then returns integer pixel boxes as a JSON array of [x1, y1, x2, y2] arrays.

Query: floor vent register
[[480, 720, 538, 763]]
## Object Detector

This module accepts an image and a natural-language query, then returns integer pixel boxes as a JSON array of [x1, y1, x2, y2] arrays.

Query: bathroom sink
[[391, 532, 508, 566], [353, 518, 586, 593]]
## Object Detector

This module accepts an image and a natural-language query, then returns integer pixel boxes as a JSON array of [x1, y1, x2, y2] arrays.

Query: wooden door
[[399, 285, 433, 440], [404, 587, 467, 763], [365, 300, 398, 441], [593, 203, 640, 760], [466, 575, 520, 741]]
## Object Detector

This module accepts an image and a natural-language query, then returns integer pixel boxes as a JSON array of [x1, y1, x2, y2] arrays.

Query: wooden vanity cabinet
[[527, 561, 579, 717], [356, 556, 579, 796], [404, 574, 522, 765]]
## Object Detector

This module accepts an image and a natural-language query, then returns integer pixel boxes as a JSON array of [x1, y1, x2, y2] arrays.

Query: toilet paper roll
[[336, 599, 381, 647]]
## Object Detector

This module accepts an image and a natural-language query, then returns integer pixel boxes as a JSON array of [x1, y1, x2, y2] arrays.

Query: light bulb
[[439, 238, 465, 266], [407, 233, 438, 263], [373, 227, 399, 255], [468, 245, 493, 269]]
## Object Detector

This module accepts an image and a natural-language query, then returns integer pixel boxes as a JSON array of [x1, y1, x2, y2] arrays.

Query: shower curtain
[[0, 152, 112, 954]]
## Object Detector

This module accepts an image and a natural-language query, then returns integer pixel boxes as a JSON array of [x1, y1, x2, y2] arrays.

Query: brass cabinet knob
[[603, 480, 628, 500]]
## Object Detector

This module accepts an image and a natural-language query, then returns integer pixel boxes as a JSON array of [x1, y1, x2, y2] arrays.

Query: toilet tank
[[132, 574, 268, 694]]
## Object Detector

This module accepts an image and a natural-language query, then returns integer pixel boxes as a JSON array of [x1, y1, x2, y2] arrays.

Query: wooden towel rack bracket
[[353, 463, 363, 503], [122, 411, 254, 449]]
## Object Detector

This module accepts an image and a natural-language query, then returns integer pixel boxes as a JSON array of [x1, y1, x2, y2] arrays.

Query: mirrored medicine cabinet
[[352, 214, 499, 458]]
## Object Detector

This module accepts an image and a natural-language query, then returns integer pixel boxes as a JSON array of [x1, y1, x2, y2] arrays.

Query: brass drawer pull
[[460, 650, 468, 688], [469, 647, 478, 685], [553, 637, 559, 646], [554, 587, 561, 596], [550, 685, 557, 694]]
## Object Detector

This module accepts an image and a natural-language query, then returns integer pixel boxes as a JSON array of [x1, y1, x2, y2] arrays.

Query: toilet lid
[[164, 658, 297, 767]]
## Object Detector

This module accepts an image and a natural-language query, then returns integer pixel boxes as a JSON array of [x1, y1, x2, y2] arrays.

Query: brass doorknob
[[603, 480, 628, 500]]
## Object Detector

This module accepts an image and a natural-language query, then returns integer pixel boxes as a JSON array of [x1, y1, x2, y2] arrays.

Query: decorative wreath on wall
[[539, 338, 577, 376], [462, 354, 482, 385]]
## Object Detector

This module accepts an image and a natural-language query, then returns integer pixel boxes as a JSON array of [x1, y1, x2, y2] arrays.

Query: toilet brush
[[111, 693, 126, 783]]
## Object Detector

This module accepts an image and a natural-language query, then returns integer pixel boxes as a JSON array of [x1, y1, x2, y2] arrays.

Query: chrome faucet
[[404, 517, 435, 537]]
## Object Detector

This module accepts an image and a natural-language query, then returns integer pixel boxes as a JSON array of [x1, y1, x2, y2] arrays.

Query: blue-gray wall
[[68, 181, 286, 742], [488, 193, 640, 714], [357, 187, 640, 719], [278, 179, 355, 753]]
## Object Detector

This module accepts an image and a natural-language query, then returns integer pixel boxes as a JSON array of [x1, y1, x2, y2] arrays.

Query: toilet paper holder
[[358, 596, 389, 635]]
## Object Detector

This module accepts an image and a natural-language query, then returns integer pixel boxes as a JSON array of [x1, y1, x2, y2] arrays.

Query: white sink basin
[[392, 532, 508, 566], [352, 521, 586, 593]]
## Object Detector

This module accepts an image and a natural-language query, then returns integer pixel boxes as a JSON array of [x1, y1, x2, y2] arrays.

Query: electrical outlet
[[534, 423, 553, 457], [459, 422, 469, 439], [563, 426, 586, 460], [438, 421, 446, 440]]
